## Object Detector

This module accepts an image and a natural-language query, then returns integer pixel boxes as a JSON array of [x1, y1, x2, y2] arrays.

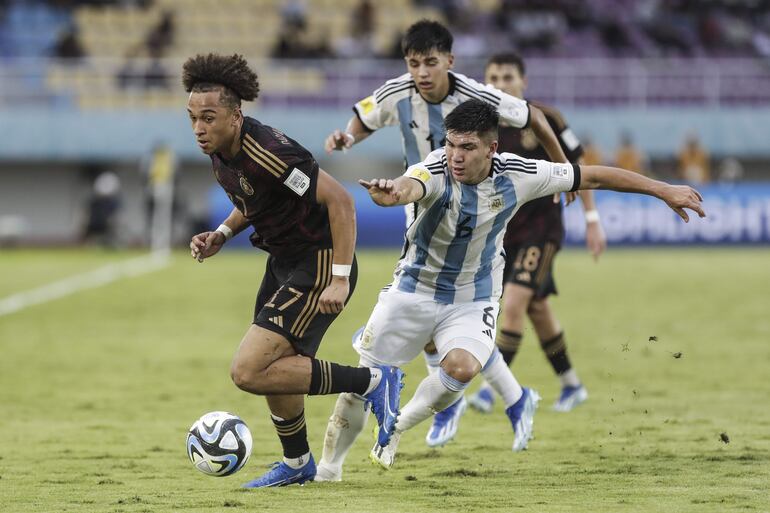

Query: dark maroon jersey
[[210, 117, 332, 260], [502, 101, 584, 247]]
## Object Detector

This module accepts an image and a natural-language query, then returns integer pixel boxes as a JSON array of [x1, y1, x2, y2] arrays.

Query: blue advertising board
[[563, 183, 770, 245]]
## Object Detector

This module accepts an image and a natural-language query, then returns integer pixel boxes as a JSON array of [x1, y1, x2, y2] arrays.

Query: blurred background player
[[81, 170, 122, 248], [182, 53, 403, 488], [677, 133, 711, 184], [468, 53, 607, 414], [322, 18, 571, 449], [615, 132, 649, 176]]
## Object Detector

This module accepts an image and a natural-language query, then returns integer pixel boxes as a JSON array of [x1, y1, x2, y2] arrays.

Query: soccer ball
[[186, 411, 253, 476]]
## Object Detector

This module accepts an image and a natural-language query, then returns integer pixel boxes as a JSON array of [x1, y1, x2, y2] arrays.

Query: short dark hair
[[486, 52, 526, 76], [401, 19, 453, 56], [182, 53, 259, 108], [444, 99, 499, 140]]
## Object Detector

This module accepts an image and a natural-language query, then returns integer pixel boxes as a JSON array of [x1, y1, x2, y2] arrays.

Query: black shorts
[[503, 241, 559, 299], [253, 248, 358, 357]]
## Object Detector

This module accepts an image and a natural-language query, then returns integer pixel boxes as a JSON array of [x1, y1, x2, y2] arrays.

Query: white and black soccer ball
[[186, 411, 253, 477]]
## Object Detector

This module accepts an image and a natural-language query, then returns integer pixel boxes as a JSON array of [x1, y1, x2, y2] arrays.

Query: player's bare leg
[[230, 325, 312, 394], [528, 298, 587, 411], [232, 325, 404, 487]]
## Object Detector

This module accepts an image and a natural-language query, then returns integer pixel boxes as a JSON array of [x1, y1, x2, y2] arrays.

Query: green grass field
[[1, 248, 769, 513]]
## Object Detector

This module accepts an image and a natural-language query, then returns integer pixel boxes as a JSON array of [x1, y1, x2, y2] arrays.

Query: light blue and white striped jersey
[[393, 149, 580, 304], [353, 70, 531, 169]]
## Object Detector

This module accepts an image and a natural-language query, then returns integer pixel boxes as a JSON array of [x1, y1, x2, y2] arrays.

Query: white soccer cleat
[[505, 387, 540, 452], [369, 431, 402, 470], [552, 384, 588, 412], [313, 463, 342, 482]]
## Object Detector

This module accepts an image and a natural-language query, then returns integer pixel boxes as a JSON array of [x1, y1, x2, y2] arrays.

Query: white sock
[[364, 368, 382, 395], [318, 393, 369, 474], [481, 349, 523, 408], [423, 350, 441, 375], [395, 368, 467, 433], [283, 451, 311, 469], [559, 368, 581, 388]]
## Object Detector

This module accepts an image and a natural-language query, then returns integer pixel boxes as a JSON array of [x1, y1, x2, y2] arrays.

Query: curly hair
[[182, 53, 259, 108]]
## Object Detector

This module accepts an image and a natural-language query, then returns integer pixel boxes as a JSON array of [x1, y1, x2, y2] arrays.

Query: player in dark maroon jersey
[[468, 53, 608, 414], [183, 53, 403, 487]]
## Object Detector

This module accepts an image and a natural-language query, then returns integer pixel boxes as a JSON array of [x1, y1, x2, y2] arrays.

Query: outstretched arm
[[580, 165, 706, 222], [358, 176, 425, 207]]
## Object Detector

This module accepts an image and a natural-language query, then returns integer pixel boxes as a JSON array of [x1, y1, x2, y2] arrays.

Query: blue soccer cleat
[[425, 396, 467, 447], [364, 365, 404, 447], [506, 387, 540, 452], [242, 455, 316, 488], [468, 385, 495, 414], [552, 384, 588, 412]]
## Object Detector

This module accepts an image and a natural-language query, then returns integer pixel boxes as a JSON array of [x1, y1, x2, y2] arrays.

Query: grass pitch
[[1, 247, 768, 513]]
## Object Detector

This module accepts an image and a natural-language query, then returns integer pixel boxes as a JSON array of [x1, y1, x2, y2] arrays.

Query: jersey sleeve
[[495, 89, 531, 129], [403, 150, 445, 204], [506, 154, 581, 204], [352, 75, 411, 131], [243, 131, 320, 202]]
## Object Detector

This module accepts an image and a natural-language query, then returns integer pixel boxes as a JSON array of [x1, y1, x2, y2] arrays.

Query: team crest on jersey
[[489, 195, 504, 213], [360, 326, 374, 349], [239, 176, 255, 195], [356, 95, 376, 115]]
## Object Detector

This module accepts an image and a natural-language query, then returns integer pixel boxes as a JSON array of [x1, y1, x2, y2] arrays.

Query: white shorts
[[353, 288, 499, 368]]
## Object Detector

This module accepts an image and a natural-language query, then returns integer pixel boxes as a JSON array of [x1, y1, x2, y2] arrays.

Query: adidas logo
[[483, 329, 493, 339], [269, 316, 284, 328]]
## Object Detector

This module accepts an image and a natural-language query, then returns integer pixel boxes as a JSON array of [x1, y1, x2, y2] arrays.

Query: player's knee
[[502, 299, 527, 325], [230, 361, 266, 394], [440, 350, 481, 384]]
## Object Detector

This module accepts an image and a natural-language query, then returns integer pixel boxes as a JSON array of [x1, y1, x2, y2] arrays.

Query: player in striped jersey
[[325, 20, 568, 171], [317, 99, 704, 475], [182, 53, 404, 487], [322, 18, 571, 450]]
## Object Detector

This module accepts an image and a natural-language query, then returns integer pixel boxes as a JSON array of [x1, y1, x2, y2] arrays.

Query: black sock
[[540, 331, 572, 375], [496, 330, 523, 366], [309, 359, 371, 396], [272, 410, 309, 459]]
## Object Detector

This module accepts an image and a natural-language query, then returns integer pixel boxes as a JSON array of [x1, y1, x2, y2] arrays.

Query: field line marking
[[0, 252, 171, 317]]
